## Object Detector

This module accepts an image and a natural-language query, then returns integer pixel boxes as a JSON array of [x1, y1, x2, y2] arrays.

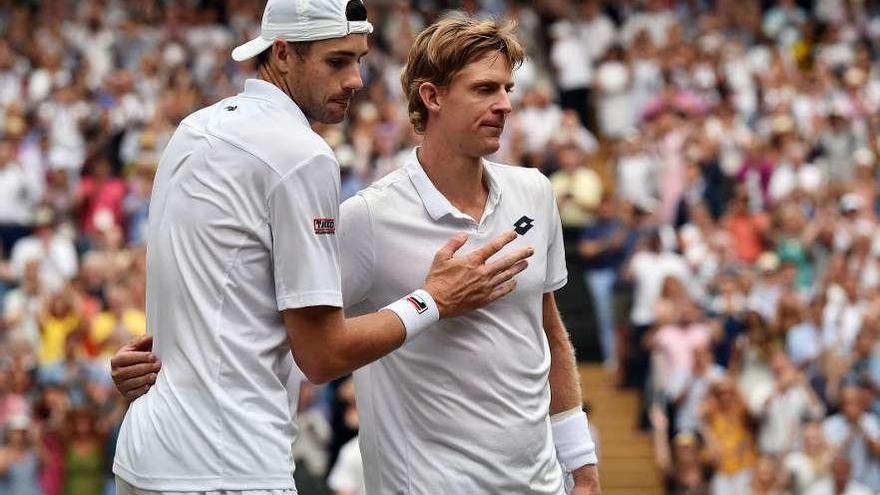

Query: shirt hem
[[114, 462, 296, 492], [277, 291, 343, 311], [545, 276, 568, 293]]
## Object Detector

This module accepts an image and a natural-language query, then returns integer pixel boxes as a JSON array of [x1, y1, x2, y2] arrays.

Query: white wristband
[[551, 408, 598, 471], [383, 289, 440, 343]]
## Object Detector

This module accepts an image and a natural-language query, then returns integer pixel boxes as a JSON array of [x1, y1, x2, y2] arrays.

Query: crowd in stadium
[[1, 0, 880, 494]]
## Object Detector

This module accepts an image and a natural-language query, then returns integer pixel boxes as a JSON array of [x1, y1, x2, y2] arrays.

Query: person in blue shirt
[[578, 196, 640, 370]]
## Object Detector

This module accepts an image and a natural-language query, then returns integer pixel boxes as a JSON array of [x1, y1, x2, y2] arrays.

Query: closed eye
[[328, 58, 348, 69]]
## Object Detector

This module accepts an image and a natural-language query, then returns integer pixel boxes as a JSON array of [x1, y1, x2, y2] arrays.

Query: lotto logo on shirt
[[313, 218, 336, 235]]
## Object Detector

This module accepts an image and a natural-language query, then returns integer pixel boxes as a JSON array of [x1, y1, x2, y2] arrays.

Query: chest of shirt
[[361, 197, 550, 310]]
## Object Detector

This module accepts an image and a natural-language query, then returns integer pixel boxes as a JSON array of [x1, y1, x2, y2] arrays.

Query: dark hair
[[256, 41, 313, 69], [255, 0, 367, 69], [345, 0, 368, 22]]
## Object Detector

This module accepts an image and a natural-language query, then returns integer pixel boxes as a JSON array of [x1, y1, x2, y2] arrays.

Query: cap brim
[[232, 36, 274, 62]]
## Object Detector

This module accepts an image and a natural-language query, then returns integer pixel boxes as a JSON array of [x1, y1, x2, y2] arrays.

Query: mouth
[[481, 123, 505, 135]]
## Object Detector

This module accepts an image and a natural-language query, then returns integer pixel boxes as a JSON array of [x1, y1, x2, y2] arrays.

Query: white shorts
[[115, 476, 297, 495]]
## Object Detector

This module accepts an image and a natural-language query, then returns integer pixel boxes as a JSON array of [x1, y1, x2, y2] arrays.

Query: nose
[[494, 89, 513, 115], [343, 64, 364, 92]]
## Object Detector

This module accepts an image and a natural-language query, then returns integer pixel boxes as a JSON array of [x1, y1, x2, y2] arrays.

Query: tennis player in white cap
[[111, 1, 532, 493]]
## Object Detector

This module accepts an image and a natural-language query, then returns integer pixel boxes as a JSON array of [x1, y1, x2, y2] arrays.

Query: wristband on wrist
[[382, 289, 440, 343], [551, 408, 598, 471]]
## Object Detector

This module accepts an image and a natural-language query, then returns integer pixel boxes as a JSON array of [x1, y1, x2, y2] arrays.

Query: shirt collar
[[404, 148, 502, 222], [241, 79, 310, 127]]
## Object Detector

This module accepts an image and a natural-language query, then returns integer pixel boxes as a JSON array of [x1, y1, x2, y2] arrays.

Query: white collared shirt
[[339, 149, 567, 494], [114, 79, 342, 491]]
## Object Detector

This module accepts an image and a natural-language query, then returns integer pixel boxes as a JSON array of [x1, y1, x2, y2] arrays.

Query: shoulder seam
[[179, 120, 280, 178]]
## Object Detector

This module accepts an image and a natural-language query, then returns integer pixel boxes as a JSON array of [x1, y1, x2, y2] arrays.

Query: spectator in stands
[[0, 138, 40, 255], [804, 455, 874, 495], [9, 207, 77, 293], [579, 196, 637, 370], [62, 408, 103, 495], [650, 405, 713, 495], [700, 376, 757, 495], [667, 342, 725, 435], [0, 415, 44, 495], [756, 351, 825, 455], [785, 420, 834, 493], [549, 137, 602, 237], [749, 454, 788, 495]]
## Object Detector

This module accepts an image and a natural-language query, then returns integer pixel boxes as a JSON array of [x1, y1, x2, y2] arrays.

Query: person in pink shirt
[[0, 366, 28, 427], [651, 301, 714, 394], [74, 155, 126, 240]]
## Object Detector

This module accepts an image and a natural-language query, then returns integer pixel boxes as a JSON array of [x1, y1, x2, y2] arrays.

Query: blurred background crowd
[[2, 0, 880, 494]]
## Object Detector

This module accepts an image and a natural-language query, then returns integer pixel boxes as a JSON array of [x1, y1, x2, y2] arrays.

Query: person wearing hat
[[110, 1, 533, 493], [112, 11, 599, 495]]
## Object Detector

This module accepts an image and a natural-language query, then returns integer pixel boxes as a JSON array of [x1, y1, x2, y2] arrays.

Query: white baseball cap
[[232, 0, 373, 62]]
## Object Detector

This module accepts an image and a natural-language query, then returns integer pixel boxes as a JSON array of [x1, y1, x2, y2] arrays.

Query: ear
[[418, 82, 443, 114], [271, 40, 293, 74]]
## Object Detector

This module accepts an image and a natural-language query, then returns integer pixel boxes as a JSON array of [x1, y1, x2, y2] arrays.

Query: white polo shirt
[[340, 150, 568, 494], [113, 79, 343, 492]]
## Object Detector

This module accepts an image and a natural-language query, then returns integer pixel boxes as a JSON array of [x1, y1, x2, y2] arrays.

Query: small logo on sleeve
[[406, 294, 429, 314], [513, 215, 535, 235], [313, 218, 336, 235]]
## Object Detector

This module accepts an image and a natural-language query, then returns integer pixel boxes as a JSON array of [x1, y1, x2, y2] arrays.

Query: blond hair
[[400, 16, 525, 134]]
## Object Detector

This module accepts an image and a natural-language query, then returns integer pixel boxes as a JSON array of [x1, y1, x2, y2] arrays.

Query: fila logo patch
[[513, 215, 535, 235], [406, 294, 429, 314], [313, 218, 336, 235]]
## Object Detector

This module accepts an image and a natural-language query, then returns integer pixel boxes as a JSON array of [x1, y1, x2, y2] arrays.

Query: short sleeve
[[543, 176, 568, 292], [822, 418, 844, 446], [862, 415, 880, 441], [339, 194, 374, 309], [267, 153, 343, 311], [630, 251, 648, 276]]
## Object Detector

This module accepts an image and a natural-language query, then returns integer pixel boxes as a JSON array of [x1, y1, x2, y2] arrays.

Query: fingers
[[125, 385, 152, 402], [485, 247, 533, 276], [470, 230, 517, 263], [111, 351, 156, 369], [128, 335, 154, 352], [433, 233, 468, 262], [112, 361, 161, 382], [485, 279, 517, 304], [119, 372, 158, 394], [487, 260, 528, 287]]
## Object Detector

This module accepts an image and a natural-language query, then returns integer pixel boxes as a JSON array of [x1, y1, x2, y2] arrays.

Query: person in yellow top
[[549, 137, 602, 235], [701, 376, 758, 495], [39, 288, 84, 365], [89, 284, 145, 357]]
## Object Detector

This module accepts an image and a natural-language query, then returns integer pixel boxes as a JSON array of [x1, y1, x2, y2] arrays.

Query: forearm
[[578, 241, 604, 258], [652, 424, 672, 472], [545, 297, 583, 415], [543, 293, 599, 481], [864, 433, 880, 457], [332, 310, 407, 375], [285, 307, 406, 384]]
